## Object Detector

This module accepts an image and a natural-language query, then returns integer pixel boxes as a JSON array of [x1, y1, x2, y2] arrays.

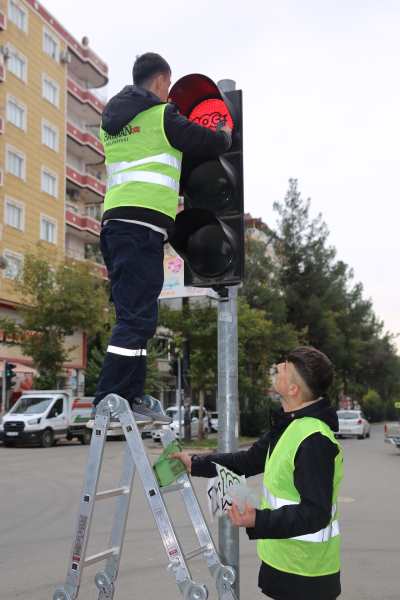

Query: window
[[8, 46, 27, 82], [40, 216, 57, 243], [8, 0, 28, 32], [42, 120, 58, 151], [5, 198, 24, 231], [6, 146, 25, 179], [41, 168, 58, 197], [48, 398, 63, 418], [6, 96, 26, 130], [42, 75, 59, 107], [43, 28, 59, 60], [3, 250, 23, 279]]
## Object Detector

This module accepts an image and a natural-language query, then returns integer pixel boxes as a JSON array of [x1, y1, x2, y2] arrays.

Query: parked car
[[0, 390, 93, 447], [336, 410, 371, 439], [384, 421, 400, 450], [86, 396, 164, 439], [152, 405, 209, 441], [209, 411, 218, 432]]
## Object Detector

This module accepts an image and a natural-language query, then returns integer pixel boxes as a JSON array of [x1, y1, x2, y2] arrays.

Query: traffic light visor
[[169, 74, 235, 131]]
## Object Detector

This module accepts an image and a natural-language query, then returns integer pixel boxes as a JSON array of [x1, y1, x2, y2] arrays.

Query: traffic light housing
[[5, 362, 17, 390], [169, 74, 244, 288]]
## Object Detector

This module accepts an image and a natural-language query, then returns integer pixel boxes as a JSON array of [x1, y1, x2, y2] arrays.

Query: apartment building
[[0, 0, 108, 385]]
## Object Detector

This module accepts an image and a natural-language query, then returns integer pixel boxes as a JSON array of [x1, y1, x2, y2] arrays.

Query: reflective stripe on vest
[[106, 152, 182, 176], [107, 170, 179, 193], [107, 345, 147, 357], [262, 485, 340, 543]]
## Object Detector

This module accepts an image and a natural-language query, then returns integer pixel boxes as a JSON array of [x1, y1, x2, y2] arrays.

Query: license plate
[[6, 432, 19, 436]]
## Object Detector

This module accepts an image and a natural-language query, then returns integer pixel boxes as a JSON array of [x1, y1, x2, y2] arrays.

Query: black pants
[[94, 221, 164, 406]]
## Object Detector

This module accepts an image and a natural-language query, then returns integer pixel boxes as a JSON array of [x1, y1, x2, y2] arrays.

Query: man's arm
[[164, 103, 232, 157], [172, 431, 270, 479], [245, 433, 338, 539]]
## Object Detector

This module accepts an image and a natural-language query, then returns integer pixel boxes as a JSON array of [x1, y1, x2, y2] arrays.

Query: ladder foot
[[53, 588, 72, 600], [95, 570, 114, 595], [184, 583, 208, 600]]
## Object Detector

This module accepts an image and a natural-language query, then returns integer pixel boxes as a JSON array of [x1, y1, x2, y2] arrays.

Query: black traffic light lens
[[186, 224, 234, 277], [185, 158, 236, 213]]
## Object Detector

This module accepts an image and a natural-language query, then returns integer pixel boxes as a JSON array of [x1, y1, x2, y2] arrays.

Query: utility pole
[[2, 361, 6, 413], [216, 77, 240, 599]]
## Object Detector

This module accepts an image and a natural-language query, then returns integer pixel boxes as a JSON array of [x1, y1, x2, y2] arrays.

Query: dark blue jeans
[[94, 221, 164, 406]]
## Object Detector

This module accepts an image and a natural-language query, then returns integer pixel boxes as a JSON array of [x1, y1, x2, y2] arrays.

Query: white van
[[0, 390, 93, 447]]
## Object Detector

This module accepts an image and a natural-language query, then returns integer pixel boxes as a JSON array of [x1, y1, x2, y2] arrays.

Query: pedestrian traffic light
[[169, 74, 244, 288], [5, 362, 16, 390]]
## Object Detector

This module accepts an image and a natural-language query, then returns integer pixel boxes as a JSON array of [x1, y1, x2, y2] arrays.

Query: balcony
[[67, 121, 104, 163], [0, 63, 5, 83], [0, 10, 6, 30], [66, 165, 106, 202], [0, 116, 4, 134], [67, 78, 105, 120], [65, 248, 107, 279], [65, 207, 101, 241]]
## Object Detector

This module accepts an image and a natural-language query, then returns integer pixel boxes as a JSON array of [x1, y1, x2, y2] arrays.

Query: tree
[[361, 389, 384, 422], [274, 179, 400, 406], [0, 253, 108, 388]]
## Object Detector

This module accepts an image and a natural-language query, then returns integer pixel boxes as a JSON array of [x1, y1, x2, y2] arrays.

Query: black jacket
[[191, 398, 341, 600], [101, 85, 231, 232]]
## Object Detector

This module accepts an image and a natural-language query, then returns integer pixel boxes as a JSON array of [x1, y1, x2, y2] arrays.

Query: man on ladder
[[94, 52, 232, 419]]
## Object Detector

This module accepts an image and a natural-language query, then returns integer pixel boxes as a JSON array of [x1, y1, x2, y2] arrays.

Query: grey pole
[[217, 286, 240, 597], [216, 77, 240, 599], [2, 362, 6, 413], [176, 357, 183, 440]]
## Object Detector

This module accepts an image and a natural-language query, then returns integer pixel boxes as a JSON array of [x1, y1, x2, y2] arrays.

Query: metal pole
[[176, 357, 183, 440], [216, 77, 240, 598], [2, 362, 6, 414], [217, 286, 240, 597]]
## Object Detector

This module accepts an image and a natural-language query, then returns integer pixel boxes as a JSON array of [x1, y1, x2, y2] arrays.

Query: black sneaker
[[131, 396, 172, 425]]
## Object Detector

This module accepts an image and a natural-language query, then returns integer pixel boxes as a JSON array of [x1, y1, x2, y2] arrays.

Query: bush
[[361, 389, 384, 422]]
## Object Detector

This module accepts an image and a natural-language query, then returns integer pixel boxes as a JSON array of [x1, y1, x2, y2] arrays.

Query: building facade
[[0, 0, 108, 389]]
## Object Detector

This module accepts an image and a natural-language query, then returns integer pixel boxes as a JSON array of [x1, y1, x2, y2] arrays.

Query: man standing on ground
[[173, 346, 343, 600], [94, 53, 231, 418]]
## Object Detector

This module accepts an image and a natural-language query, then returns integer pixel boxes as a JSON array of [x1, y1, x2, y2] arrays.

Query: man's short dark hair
[[287, 346, 334, 399], [132, 53, 171, 87]]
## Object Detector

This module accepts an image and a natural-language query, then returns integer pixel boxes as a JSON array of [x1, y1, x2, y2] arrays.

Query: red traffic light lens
[[189, 99, 234, 132]]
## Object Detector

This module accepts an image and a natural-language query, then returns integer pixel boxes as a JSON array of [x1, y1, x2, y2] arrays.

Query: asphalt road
[[0, 424, 398, 600]]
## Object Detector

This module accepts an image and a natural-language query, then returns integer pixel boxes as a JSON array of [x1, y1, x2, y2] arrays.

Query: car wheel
[[357, 434, 364, 440], [4, 440, 15, 447], [40, 429, 54, 448], [79, 429, 92, 445], [366, 431, 370, 438]]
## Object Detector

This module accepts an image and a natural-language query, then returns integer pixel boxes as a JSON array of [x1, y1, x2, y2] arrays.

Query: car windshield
[[10, 397, 54, 415], [338, 411, 360, 420]]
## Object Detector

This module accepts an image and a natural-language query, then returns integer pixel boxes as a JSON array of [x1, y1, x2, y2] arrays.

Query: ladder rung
[[84, 547, 119, 567], [184, 545, 210, 561], [160, 482, 185, 494], [95, 487, 129, 500]]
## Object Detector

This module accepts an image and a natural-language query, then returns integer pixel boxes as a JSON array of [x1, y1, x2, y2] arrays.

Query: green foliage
[[361, 389, 384, 422], [273, 179, 400, 412], [2, 252, 109, 386]]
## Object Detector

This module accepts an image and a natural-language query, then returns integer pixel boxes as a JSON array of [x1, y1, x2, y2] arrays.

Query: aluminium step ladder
[[53, 393, 237, 600]]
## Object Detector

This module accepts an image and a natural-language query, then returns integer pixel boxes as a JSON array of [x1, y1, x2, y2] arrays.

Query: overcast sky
[[45, 0, 400, 347]]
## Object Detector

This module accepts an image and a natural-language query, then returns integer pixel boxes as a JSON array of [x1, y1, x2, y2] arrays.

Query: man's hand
[[228, 502, 256, 528], [170, 451, 192, 473], [220, 125, 232, 136]]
